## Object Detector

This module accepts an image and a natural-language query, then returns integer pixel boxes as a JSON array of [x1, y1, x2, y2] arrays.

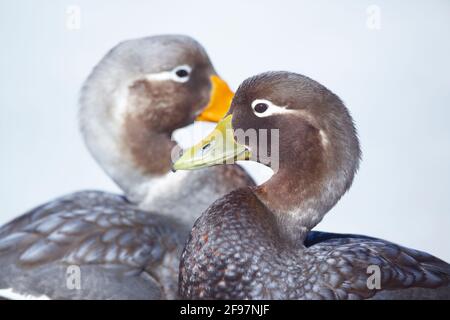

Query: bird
[[0, 35, 254, 300], [173, 71, 450, 299]]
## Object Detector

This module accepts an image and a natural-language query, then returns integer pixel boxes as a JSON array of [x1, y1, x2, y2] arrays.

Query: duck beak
[[197, 75, 234, 122], [173, 114, 251, 170]]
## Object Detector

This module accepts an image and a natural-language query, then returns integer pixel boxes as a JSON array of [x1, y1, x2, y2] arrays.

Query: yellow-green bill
[[173, 114, 251, 170]]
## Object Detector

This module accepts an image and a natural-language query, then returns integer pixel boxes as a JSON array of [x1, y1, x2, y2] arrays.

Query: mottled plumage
[[0, 166, 253, 299], [180, 189, 450, 299], [0, 191, 186, 299]]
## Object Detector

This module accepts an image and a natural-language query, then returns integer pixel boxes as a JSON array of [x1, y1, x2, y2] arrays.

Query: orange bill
[[197, 75, 234, 122]]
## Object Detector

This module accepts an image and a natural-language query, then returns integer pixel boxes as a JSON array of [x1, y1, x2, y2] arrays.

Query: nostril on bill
[[171, 145, 184, 165]]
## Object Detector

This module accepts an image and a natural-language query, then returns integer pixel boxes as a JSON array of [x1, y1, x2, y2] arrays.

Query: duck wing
[[304, 231, 376, 247], [304, 237, 450, 299], [0, 191, 187, 300], [0, 191, 131, 237]]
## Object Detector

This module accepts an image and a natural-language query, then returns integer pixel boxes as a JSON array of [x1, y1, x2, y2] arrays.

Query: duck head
[[174, 71, 361, 243], [79, 35, 233, 202]]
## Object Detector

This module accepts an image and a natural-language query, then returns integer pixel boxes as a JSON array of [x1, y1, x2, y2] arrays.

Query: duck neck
[[79, 75, 180, 207], [253, 140, 352, 246]]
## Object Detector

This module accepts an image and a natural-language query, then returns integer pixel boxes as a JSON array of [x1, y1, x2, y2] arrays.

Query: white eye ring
[[145, 64, 192, 83], [172, 65, 192, 83], [251, 99, 291, 117]]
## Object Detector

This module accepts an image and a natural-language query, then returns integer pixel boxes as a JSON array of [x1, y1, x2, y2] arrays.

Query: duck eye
[[175, 69, 189, 78], [254, 103, 268, 113], [251, 99, 290, 118], [172, 65, 192, 83]]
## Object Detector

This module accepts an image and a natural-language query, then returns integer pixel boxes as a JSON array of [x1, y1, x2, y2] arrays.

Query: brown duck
[[174, 71, 450, 299]]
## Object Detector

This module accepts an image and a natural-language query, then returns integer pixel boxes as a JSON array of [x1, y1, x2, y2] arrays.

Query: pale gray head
[[79, 35, 231, 202]]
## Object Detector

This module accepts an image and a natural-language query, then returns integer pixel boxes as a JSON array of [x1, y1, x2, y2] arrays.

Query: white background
[[1, 0, 449, 261]]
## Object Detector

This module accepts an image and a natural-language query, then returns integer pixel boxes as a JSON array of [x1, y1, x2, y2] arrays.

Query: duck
[[0, 35, 254, 300], [173, 71, 450, 299]]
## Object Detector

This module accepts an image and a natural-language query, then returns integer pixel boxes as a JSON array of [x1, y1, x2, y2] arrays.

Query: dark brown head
[[231, 72, 359, 170]]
